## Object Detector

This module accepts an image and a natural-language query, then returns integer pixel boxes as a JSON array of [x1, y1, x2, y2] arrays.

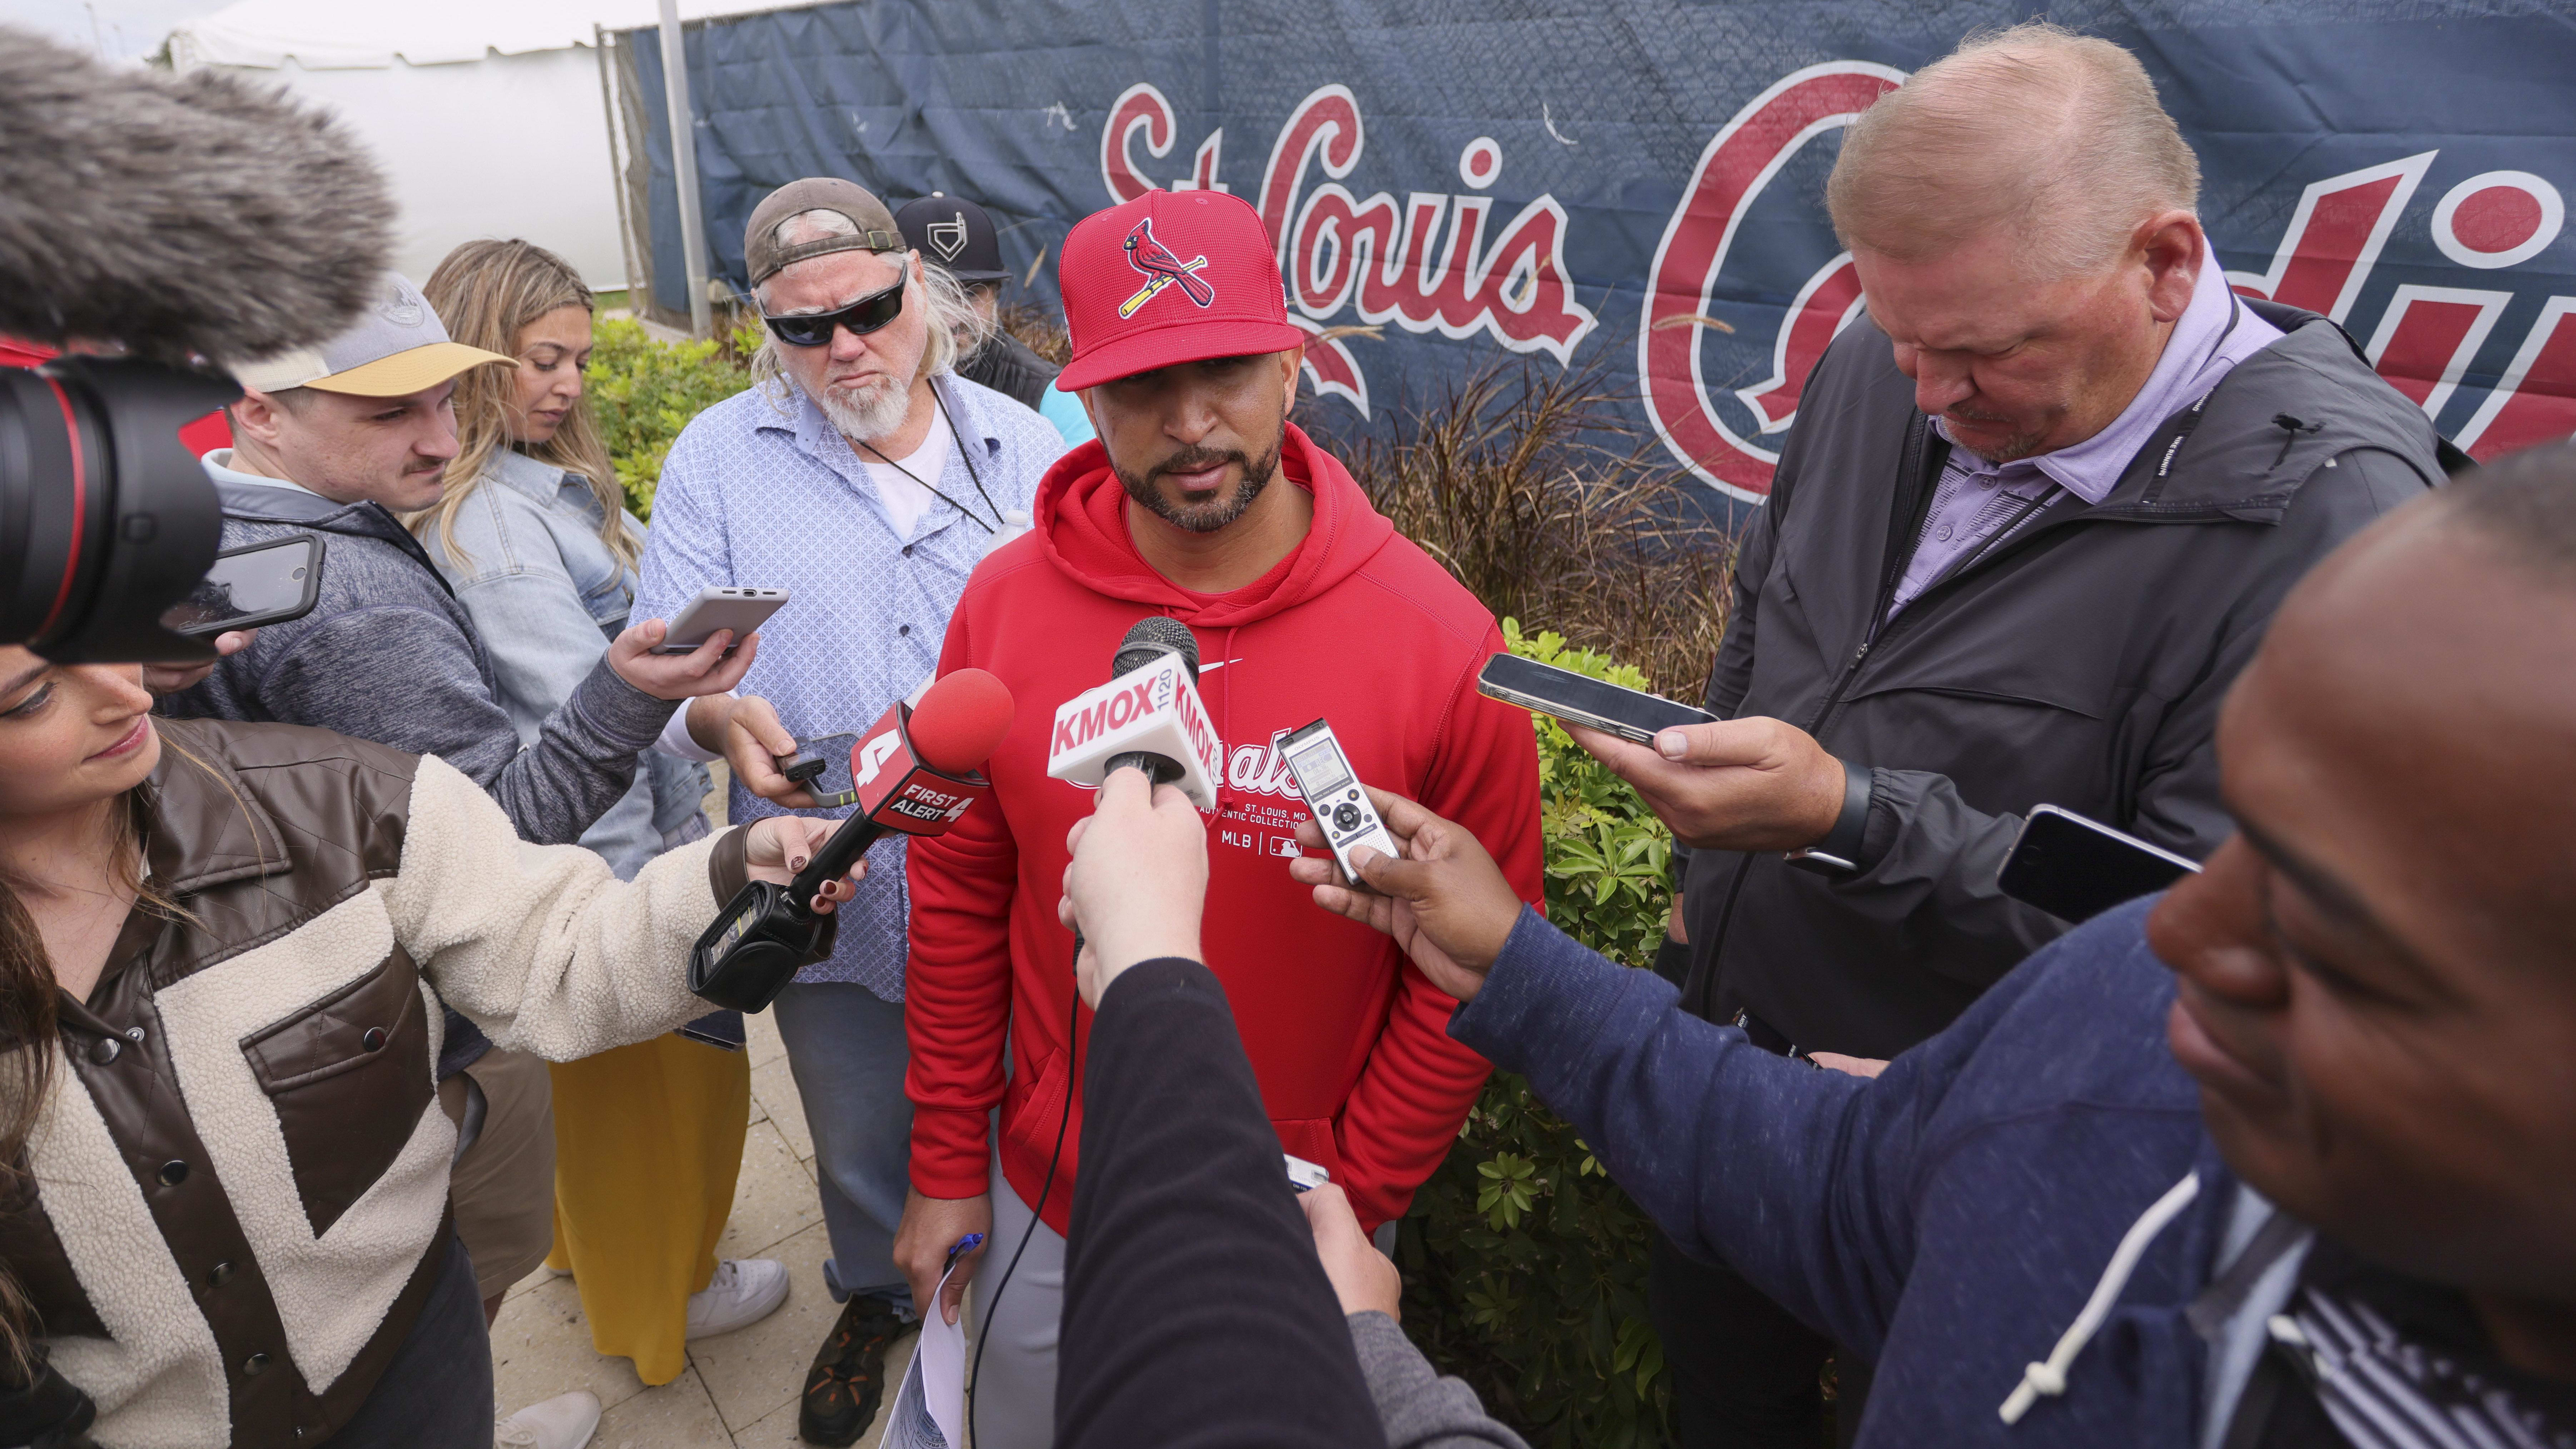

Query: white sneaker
[[685, 1257, 790, 1339], [496, 1390, 600, 1449]]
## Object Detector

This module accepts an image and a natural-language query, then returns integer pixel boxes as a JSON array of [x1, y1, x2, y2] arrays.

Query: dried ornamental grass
[[1322, 364, 1739, 701]]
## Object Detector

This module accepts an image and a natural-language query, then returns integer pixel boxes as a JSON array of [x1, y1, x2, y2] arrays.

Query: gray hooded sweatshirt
[[163, 455, 680, 1072]]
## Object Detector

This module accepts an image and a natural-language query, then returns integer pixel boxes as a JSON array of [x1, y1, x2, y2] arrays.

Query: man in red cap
[[896, 188, 1544, 1444]]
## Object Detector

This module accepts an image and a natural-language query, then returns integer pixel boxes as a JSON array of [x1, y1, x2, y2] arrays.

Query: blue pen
[[941, 1232, 986, 1278]]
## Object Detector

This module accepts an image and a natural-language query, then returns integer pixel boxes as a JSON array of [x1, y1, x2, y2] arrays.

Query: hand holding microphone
[[1058, 768, 1208, 1008], [741, 816, 863, 910], [1289, 786, 1523, 1003], [690, 668, 1015, 1012]]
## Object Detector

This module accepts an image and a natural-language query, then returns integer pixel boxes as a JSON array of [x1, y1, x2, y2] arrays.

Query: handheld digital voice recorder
[[1275, 718, 1401, 885]]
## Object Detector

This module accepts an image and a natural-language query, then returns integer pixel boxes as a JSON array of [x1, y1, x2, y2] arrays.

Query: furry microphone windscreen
[[0, 27, 395, 363]]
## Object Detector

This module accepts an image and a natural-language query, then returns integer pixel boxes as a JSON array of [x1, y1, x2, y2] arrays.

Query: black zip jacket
[[1679, 300, 2447, 1057], [959, 328, 1061, 410]]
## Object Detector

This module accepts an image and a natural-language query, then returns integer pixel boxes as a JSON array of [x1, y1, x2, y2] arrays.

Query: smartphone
[[1476, 652, 1717, 744], [160, 533, 326, 638], [1997, 805, 2200, 922], [776, 731, 863, 808], [651, 586, 789, 654], [1275, 718, 1401, 885]]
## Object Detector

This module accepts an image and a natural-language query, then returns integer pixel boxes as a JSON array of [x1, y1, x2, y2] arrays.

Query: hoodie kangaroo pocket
[[240, 953, 434, 1237], [1002, 1047, 1074, 1175]]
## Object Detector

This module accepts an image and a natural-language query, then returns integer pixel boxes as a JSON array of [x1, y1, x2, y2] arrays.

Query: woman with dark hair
[[0, 647, 854, 1448], [415, 238, 792, 1390]]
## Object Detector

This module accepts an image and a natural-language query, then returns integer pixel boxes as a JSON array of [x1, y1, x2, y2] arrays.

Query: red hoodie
[[904, 423, 1543, 1234]]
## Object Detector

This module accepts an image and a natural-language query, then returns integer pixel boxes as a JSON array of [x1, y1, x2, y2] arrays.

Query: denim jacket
[[425, 448, 710, 880]]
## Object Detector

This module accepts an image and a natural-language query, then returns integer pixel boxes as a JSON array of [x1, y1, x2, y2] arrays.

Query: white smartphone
[[650, 586, 789, 654], [1275, 718, 1401, 886]]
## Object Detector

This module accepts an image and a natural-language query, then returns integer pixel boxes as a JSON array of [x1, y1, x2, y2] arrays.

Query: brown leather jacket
[[3, 719, 749, 1447]]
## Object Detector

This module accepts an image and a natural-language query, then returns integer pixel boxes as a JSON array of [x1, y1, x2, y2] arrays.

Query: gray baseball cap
[[232, 271, 513, 397]]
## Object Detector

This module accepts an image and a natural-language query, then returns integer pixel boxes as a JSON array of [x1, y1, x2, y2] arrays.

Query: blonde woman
[[417, 239, 786, 1385]]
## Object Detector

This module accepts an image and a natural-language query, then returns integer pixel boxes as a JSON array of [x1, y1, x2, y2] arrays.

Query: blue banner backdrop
[[624, 1, 2576, 511]]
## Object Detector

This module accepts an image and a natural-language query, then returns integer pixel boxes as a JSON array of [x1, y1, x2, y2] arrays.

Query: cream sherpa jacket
[[4, 719, 766, 1448]]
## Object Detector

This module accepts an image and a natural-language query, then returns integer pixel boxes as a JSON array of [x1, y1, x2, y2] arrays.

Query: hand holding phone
[[651, 586, 790, 655], [1476, 653, 1717, 743], [161, 533, 326, 638], [776, 731, 864, 808]]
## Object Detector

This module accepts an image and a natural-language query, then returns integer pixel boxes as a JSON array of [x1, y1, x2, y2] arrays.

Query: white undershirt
[[859, 428, 948, 542]]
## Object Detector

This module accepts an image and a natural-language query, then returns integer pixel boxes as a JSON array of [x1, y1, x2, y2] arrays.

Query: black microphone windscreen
[[1111, 615, 1200, 683], [0, 27, 396, 364]]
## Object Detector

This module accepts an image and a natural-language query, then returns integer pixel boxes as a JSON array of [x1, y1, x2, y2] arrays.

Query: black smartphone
[[1476, 652, 1718, 744], [159, 533, 326, 638], [776, 732, 863, 808], [1997, 805, 2200, 922]]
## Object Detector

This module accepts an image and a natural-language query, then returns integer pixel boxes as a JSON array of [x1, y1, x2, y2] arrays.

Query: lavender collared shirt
[[1889, 264, 2284, 616]]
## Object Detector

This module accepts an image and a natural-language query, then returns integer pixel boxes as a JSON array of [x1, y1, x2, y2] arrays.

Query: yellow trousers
[[543, 1033, 751, 1385]]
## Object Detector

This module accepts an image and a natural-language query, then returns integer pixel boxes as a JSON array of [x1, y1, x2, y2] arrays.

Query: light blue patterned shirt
[[633, 372, 1066, 998]]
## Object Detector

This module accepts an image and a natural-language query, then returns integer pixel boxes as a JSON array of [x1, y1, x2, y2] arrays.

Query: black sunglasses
[[762, 278, 906, 347]]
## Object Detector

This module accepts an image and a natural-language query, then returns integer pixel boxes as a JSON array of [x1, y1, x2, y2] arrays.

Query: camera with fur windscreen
[[0, 25, 394, 664]]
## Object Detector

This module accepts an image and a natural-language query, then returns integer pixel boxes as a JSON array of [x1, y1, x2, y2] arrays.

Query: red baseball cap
[[1055, 189, 1306, 390]]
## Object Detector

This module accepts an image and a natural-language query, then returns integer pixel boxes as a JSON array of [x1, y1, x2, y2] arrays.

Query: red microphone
[[793, 668, 1016, 896], [692, 669, 1016, 1013]]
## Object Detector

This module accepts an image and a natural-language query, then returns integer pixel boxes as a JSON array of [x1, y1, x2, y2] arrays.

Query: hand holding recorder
[[1288, 786, 1522, 1004]]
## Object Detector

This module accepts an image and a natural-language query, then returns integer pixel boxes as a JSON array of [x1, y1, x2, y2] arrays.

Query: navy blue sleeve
[[1449, 907, 2045, 1359]]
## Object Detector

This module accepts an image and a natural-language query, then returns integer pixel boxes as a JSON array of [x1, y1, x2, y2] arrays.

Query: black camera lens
[[0, 357, 239, 664]]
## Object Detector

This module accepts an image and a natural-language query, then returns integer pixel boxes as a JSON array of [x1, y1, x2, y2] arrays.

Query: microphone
[[1106, 615, 1199, 785], [0, 26, 396, 363], [1045, 617, 1222, 810], [690, 668, 1016, 1012]]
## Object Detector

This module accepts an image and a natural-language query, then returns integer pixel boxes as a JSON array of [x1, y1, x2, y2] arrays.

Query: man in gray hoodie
[[162, 271, 753, 1449]]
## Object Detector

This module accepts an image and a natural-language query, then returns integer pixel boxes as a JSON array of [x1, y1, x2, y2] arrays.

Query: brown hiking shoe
[[798, 1293, 918, 1446]]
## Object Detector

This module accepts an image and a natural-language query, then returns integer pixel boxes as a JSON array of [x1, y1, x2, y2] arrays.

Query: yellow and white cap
[[232, 272, 514, 397]]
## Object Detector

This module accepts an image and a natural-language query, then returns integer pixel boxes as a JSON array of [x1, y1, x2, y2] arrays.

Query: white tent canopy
[[170, 0, 796, 291]]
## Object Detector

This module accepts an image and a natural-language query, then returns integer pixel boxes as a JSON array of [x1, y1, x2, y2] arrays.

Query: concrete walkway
[[486, 1006, 915, 1449]]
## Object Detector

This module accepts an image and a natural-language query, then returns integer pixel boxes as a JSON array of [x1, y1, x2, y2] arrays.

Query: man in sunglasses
[[630, 177, 1067, 1448]]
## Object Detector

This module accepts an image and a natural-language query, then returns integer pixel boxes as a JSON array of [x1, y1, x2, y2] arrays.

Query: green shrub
[[586, 315, 760, 519], [1394, 620, 1676, 1448]]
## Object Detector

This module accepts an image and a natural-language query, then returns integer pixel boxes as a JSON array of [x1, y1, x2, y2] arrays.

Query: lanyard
[[854, 382, 1004, 535]]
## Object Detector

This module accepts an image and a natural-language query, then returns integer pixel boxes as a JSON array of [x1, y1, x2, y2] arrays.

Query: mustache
[[1150, 447, 1247, 485], [1945, 404, 2016, 425]]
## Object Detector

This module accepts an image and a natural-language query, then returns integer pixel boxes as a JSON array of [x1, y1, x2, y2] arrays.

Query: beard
[[812, 371, 917, 445], [1116, 439, 1284, 534]]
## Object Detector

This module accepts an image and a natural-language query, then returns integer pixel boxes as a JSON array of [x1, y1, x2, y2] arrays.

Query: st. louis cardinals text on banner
[[625, 1, 2575, 514]]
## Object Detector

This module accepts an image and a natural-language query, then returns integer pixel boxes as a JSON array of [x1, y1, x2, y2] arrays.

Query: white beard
[[812, 373, 918, 448]]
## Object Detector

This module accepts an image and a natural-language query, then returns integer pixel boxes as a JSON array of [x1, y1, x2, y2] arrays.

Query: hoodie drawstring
[[1221, 624, 1241, 745], [1998, 1171, 2202, 1426]]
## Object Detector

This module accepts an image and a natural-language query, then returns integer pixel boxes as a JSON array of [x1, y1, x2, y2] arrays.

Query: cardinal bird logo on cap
[[1118, 217, 1216, 318]]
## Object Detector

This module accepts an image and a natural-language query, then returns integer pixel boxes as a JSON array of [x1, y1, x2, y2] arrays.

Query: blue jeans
[[323, 1237, 490, 1447], [772, 981, 916, 1310]]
